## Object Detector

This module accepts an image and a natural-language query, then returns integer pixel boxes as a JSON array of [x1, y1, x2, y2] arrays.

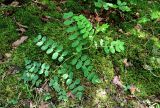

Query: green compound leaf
[[38, 63, 46, 74], [29, 62, 36, 72], [71, 58, 79, 65], [104, 47, 110, 54], [89, 29, 95, 36], [87, 72, 95, 81], [75, 92, 83, 100], [76, 60, 83, 69], [46, 42, 57, 54], [36, 79, 42, 87], [56, 45, 63, 52], [81, 55, 88, 61], [71, 86, 84, 94], [69, 83, 76, 90], [62, 74, 68, 79], [41, 39, 53, 51], [52, 52, 59, 60], [82, 66, 89, 77], [58, 56, 64, 62], [45, 70, 49, 77], [76, 45, 82, 52], [25, 59, 32, 65], [66, 79, 72, 85], [63, 12, 74, 19], [83, 59, 91, 66], [110, 46, 115, 54], [82, 31, 89, 38], [34, 34, 42, 43], [66, 26, 78, 33], [71, 40, 80, 47], [74, 79, 80, 85], [64, 19, 74, 25], [61, 50, 69, 57], [92, 75, 101, 84], [69, 32, 79, 40], [69, 71, 73, 79], [80, 28, 87, 34], [36, 36, 47, 47], [31, 74, 39, 85]]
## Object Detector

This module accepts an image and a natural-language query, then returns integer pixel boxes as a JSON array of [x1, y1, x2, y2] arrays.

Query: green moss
[[0, 0, 160, 107]]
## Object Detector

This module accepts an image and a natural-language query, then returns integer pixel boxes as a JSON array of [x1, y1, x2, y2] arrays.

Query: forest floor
[[0, 0, 160, 108]]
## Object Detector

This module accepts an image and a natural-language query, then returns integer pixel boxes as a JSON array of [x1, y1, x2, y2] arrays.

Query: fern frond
[[58, 64, 84, 100], [49, 76, 68, 101], [70, 54, 101, 84], [63, 12, 95, 52], [34, 34, 69, 62], [22, 59, 51, 87]]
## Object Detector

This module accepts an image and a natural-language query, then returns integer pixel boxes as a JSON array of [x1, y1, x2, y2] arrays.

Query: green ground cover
[[0, 0, 159, 107]]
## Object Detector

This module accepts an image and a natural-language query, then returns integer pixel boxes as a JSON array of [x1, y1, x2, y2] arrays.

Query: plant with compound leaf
[[94, 0, 131, 12], [22, 11, 125, 102], [63, 12, 125, 54]]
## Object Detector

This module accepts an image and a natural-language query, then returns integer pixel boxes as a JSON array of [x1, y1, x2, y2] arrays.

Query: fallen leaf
[[56, 6, 63, 12], [30, 101, 37, 108], [133, 12, 140, 19], [35, 88, 43, 94], [12, 36, 28, 48], [118, 29, 124, 33], [41, 82, 51, 92], [95, 15, 103, 22], [39, 102, 49, 108], [123, 58, 129, 67], [5, 53, 12, 58], [7, 65, 21, 75], [129, 85, 136, 94], [124, 32, 131, 36], [67, 91, 75, 99], [143, 64, 153, 71], [3, 10, 14, 16], [134, 24, 142, 30], [123, 58, 132, 67], [16, 22, 28, 29], [41, 15, 51, 22], [16, 28, 26, 34], [113, 76, 123, 88], [10, 1, 19, 7]]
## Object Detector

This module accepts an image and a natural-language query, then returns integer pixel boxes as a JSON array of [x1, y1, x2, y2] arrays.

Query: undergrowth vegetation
[[0, 0, 160, 107]]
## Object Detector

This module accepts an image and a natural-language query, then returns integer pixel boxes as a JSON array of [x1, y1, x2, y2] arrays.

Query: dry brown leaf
[[39, 102, 49, 108], [123, 58, 132, 67], [10, 1, 19, 7], [134, 24, 142, 30], [3, 10, 14, 16], [16, 28, 26, 34], [129, 85, 136, 94], [41, 82, 50, 92], [56, 6, 63, 12], [12, 36, 28, 48], [124, 32, 131, 36], [16, 22, 28, 29], [113, 76, 123, 88], [118, 29, 124, 33], [41, 15, 51, 22], [95, 15, 103, 22], [67, 91, 75, 99], [7, 65, 21, 75], [5, 53, 12, 58], [30, 101, 37, 108], [123, 58, 129, 67]]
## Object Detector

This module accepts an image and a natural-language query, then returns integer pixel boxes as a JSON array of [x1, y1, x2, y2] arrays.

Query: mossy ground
[[0, 0, 160, 107]]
